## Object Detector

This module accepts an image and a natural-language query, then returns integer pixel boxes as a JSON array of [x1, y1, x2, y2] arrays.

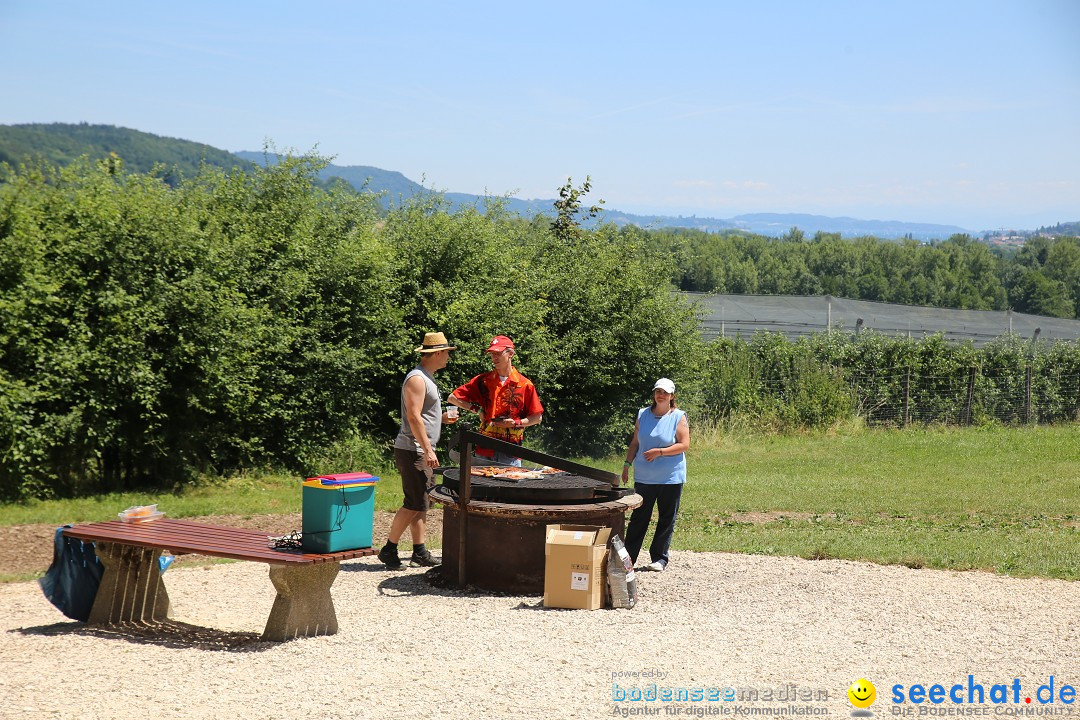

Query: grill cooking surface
[[441, 468, 626, 503]]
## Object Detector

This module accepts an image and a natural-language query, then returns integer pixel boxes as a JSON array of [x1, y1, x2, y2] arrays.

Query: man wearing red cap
[[448, 335, 544, 466]]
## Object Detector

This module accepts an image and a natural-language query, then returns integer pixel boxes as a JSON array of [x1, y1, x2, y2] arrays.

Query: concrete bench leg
[[88, 542, 171, 625], [262, 562, 340, 642]]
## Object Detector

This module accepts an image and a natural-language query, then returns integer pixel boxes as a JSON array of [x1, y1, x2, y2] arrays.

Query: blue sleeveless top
[[631, 407, 687, 485]]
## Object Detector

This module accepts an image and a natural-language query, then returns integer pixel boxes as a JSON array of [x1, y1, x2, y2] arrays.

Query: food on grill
[[471, 465, 566, 478], [469, 466, 543, 481], [494, 469, 542, 480]]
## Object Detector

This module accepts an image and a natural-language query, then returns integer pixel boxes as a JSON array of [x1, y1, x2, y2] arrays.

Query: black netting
[[689, 293, 1080, 346]]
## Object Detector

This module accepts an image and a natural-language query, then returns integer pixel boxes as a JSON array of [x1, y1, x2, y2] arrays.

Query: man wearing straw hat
[[378, 331, 457, 569]]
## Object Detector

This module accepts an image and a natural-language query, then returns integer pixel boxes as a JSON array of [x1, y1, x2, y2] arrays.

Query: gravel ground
[[2, 548, 1078, 720]]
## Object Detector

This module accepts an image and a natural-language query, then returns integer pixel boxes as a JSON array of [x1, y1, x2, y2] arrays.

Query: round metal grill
[[440, 468, 628, 504]]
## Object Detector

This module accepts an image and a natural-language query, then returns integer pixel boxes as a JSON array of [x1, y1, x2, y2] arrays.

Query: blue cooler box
[[301, 478, 378, 553]]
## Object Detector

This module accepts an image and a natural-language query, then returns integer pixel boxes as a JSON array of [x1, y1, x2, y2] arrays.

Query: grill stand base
[[434, 494, 638, 594]]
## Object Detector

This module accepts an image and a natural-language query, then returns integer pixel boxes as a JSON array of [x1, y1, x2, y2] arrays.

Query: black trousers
[[623, 482, 683, 566]]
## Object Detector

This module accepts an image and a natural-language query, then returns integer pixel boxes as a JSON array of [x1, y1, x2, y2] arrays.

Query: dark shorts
[[394, 447, 435, 512]]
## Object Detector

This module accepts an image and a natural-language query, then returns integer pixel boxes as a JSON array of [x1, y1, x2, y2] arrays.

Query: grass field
[[675, 424, 1080, 579], [3, 424, 1077, 579]]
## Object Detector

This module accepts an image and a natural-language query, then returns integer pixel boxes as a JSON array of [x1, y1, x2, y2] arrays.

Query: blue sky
[[2, 0, 1078, 230]]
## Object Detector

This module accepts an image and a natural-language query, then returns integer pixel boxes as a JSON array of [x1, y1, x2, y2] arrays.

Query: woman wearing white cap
[[619, 378, 690, 572]]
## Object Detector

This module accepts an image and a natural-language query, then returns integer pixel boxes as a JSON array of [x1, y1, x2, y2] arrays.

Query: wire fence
[[704, 366, 1080, 428], [686, 293, 1080, 346], [699, 332, 1080, 429], [847, 365, 1080, 426]]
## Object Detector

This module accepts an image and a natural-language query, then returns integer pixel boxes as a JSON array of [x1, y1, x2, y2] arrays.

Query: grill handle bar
[[454, 429, 618, 484]]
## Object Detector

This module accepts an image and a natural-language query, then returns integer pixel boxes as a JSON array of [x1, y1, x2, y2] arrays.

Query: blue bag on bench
[[39, 525, 103, 621]]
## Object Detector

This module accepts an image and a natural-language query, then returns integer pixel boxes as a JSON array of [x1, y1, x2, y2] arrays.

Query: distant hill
[[0, 123, 252, 183], [235, 151, 558, 218], [239, 154, 970, 239], [596, 210, 735, 232], [0, 122, 983, 239], [238, 153, 736, 230], [729, 213, 968, 240], [233, 150, 422, 201]]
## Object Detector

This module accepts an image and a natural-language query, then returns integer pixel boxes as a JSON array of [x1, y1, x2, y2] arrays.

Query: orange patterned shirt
[[451, 367, 544, 457]]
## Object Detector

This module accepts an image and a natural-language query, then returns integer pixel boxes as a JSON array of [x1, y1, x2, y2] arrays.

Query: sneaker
[[409, 548, 441, 567], [647, 560, 666, 572], [378, 544, 403, 569]]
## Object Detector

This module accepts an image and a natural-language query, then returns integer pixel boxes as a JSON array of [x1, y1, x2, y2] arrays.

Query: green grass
[[667, 424, 1080, 580], [0, 464, 404, 526], [3, 425, 1078, 580]]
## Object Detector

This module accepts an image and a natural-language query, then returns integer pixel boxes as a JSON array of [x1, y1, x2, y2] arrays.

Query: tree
[[1010, 269, 1075, 318], [1041, 238, 1080, 319], [550, 176, 604, 243]]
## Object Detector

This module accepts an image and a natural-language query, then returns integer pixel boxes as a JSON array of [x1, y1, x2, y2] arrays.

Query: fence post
[[1074, 377, 1080, 422], [1024, 362, 1033, 424], [902, 366, 911, 427], [963, 366, 976, 425], [1024, 328, 1039, 424]]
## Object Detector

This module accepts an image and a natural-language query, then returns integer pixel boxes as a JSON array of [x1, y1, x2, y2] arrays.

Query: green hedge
[[0, 157, 699, 500], [3, 155, 1077, 501]]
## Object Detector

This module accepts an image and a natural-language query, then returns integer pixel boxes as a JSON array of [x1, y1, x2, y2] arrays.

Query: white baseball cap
[[653, 378, 675, 394]]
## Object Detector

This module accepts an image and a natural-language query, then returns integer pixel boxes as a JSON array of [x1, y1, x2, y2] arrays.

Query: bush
[[519, 222, 702, 454], [5, 155, 1073, 501], [0, 155, 402, 499], [696, 329, 1080, 430], [0, 160, 703, 498]]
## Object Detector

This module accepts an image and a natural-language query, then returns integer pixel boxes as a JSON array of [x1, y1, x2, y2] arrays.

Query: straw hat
[[415, 331, 456, 353]]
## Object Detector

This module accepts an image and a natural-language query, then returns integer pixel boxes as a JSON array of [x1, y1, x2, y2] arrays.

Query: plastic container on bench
[[118, 504, 165, 523], [301, 477, 379, 553]]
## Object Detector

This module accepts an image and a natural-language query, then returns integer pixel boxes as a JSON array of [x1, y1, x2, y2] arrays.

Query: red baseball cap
[[486, 335, 515, 353]]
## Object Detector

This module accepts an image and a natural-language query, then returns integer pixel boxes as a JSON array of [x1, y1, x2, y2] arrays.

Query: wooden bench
[[62, 518, 375, 642]]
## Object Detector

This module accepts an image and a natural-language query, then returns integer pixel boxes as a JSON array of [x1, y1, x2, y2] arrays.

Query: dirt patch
[[726, 510, 836, 524], [0, 510, 442, 578]]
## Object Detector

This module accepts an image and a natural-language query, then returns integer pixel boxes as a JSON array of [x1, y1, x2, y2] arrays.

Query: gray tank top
[[394, 366, 442, 452]]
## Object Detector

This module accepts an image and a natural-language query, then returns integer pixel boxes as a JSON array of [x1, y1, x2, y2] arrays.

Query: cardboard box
[[543, 524, 611, 610]]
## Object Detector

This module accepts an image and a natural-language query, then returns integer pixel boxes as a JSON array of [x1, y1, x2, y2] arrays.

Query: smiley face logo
[[848, 678, 877, 709]]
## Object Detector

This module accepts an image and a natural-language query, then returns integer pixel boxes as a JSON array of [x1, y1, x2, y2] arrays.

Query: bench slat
[[63, 519, 375, 565], [79, 520, 287, 551]]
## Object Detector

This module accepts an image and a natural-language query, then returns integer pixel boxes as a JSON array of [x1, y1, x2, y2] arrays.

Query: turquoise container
[[301, 480, 377, 553]]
